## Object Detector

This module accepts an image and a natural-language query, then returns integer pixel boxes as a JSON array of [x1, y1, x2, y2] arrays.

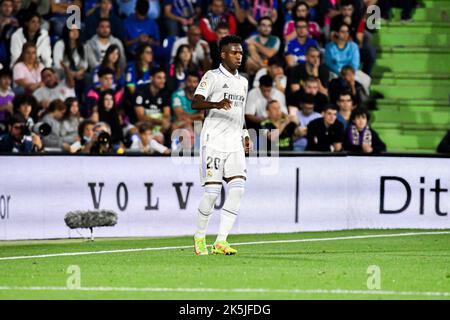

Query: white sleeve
[[38, 32, 53, 67], [150, 139, 169, 154], [276, 89, 288, 114], [194, 70, 215, 99], [10, 29, 23, 67], [53, 41, 64, 70]]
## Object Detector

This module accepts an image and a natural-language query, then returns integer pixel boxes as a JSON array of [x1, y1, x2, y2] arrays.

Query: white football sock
[[195, 184, 221, 239], [216, 178, 245, 243]]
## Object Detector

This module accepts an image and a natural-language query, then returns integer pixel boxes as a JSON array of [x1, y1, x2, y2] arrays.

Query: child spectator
[[0, 68, 14, 133], [69, 119, 95, 153], [61, 97, 82, 145], [128, 121, 170, 154], [344, 108, 386, 153], [40, 99, 70, 152]]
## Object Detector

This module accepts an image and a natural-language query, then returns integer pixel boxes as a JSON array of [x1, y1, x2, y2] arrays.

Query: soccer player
[[192, 35, 251, 256]]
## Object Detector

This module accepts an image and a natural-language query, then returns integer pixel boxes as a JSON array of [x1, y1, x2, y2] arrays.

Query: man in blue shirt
[[124, 0, 161, 57], [285, 17, 318, 67]]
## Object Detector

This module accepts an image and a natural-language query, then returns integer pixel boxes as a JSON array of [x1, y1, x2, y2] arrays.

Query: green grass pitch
[[0, 229, 449, 300]]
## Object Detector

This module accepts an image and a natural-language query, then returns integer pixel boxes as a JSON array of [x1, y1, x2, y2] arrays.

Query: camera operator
[[0, 113, 43, 153], [82, 122, 117, 154]]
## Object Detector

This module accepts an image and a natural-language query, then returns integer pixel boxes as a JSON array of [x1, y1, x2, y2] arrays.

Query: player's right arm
[[191, 70, 232, 111], [192, 95, 232, 111]]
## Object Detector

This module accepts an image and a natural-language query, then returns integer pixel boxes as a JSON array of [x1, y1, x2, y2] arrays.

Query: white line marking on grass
[[0, 285, 449, 297], [1, 230, 449, 261]]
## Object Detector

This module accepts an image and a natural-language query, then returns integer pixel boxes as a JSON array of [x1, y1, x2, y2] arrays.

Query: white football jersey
[[194, 64, 248, 152]]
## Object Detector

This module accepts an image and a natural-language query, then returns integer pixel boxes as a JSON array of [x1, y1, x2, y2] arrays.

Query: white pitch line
[[0, 230, 449, 262], [0, 285, 449, 297]]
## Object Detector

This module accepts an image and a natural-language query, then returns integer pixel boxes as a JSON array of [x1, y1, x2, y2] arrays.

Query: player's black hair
[[259, 74, 273, 87], [350, 107, 370, 122], [219, 35, 242, 53]]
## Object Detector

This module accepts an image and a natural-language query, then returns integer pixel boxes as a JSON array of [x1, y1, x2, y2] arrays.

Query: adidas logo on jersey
[[223, 84, 229, 88]]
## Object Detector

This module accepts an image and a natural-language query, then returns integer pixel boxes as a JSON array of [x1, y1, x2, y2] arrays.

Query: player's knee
[[203, 184, 222, 205], [224, 178, 245, 212]]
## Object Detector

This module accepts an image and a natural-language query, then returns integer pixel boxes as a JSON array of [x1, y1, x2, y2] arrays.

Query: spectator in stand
[[133, 67, 171, 145], [0, 0, 19, 62], [328, 64, 368, 106], [92, 90, 124, 146], [330, 0, 375, 75], [199, 0, 237, 42], [124, 0, 161, 58], [225, 0, 249, 24], [292, 93, 322, 151], [378, 0, 414, 23], [316, 0, 340, 32], [52, 25, 88, 97], [85, 68, 124, 119], [285, 17, 319, 67], [61, 97, 82, 145], [171, 71, 204, 143], [336, 91, 355, 130], [69, 119, 95, 153], [247, 0, 278, 28], [171, 25, 212, 73], [245, 74, 287, 129], [83, 121, 119, 154], [116, 0, 161, 19], [128, 121, 170, 154], [245, 17, 280, 75], [284, 1, 321, 42], [306, 104, 344, 152], [85, 0, 124, 39], [208, 22, 230, 69], [40, 99, 70, 152], [92, 44, 125, 91], [12, 42, 44, 94], [85, 18, 127, 71], [344, 107, 386, 154], [12, 93, 37, 130], [125, 44, 156, 95], [288, 77, 328, 114], [325, 22, 359, 76], [437, 130, 450, 154], [0, 68, 14, 133], [260, 100, 298, 151], [33, 67, 75, 111], [167, 44, 199, 93], [288, 46, 329, 96], [0, 113, 43, 152], [9, 10, 52, 67], [252, 57, 287, 93], [163, 0, 201, 36]]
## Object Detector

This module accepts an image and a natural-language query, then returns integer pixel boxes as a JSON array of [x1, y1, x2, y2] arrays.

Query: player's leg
[[194, 147, 225, 255], [212, 149, 247, 255]]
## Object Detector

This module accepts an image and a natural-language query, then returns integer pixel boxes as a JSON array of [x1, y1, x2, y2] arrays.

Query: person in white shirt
[[9, 11, 52, 68], [191, 35, 251, 256], [33, 68, 75, 110], [170, 25, 212, 72], [245, 74, 287, 128]]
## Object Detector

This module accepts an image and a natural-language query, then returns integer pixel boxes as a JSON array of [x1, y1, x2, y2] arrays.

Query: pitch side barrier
[[0, 153, 449, 240]]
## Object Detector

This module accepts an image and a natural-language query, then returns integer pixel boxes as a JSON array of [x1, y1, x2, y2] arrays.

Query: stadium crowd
[[0, 0, 400, 155]]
